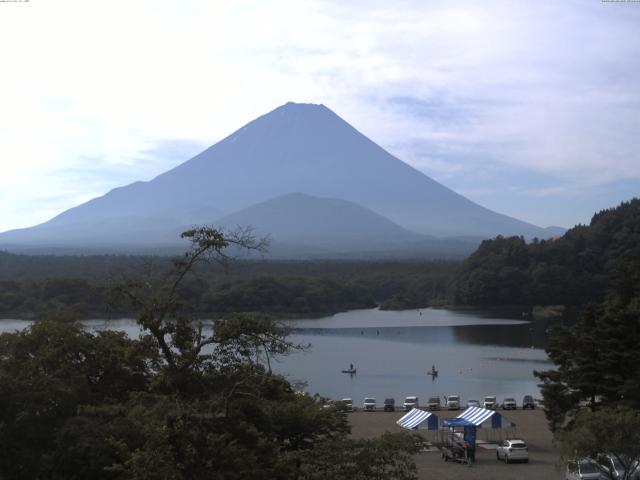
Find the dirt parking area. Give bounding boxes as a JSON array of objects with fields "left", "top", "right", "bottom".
[{"left": 349, "top": 409, "right": 564, "bottom": 480}]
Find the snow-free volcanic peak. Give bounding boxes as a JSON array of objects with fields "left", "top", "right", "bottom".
[{"left": 0, "top": 101, "right": 558, "bottom": 254}]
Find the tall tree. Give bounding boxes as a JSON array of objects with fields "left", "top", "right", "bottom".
[{"left": 535, "top": 247, "right": 640, "bottom": 431}]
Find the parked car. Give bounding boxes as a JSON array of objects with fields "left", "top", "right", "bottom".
[
  {"left": 403, "top": 396, "right": 418, "bottom": 411},
  {"left": 467, "top": 399, "right": 480, "bottom": 408},
  {"left": 522, "top": 395, "right": 536, "bottom": 410},
  {"left": 445, "top": 394, "right": 461, "bottom": 410},
  {"left": 496, "top": 439, "right": 529, "bottom": 463},
  {"left": 384, "top": 398, "right": 396, "bottom": 412},
  {"left": 363, "top": 397, "right": 376, "bottom": 411},
  {"left": 502, "top": 397, "right": 517, "bottom": 410},
  {"left": 483, "top": 395, "right": 497, "bottom": 409},
  {"left": 565, "top": 458, "right": 605, "bottom": 480},
  {"left": 340, "top": 398, "right": 354, "bottom": 412},
  {"left": 322, "top": 399, "right": 334, "bottom": 409},
  {"left": 596, "top": 453, "right": 631, "bottom": 480},
  {"left": 427, "top": 396, "right": 441, "bottom": 410}
]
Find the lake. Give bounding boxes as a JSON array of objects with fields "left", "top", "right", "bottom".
[
  {"left": 0, "top": 307, "right": 554, "bottom": 406},
  {"left": 282, "top": 308, "right": 553, "bottom": 404}
]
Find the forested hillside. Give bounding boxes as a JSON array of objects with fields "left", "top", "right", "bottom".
[
  {"left": 0, "top": 255, "right": 454, "bottom": 319},
  {"left": 449, "top": 199, "right": 640, "bottom": 306}
]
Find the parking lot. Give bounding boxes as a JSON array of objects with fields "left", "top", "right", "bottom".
[{"left": 348, "top": 409, "right": 563, "bottom": 480}]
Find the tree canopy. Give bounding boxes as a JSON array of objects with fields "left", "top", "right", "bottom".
[
  {"left": 559, "top": 406, "right": 640, "bottom": 480},
  {"left": 535, "top": 245, "right": 640, "bottom": 431},
  {"left": 449, "top": 198, "right": 640, "bottom": 306}
]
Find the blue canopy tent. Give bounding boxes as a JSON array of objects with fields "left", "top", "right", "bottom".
[
  {"left": 442, "top": 416, "right": 479, "bottom": 462},
  {"left": 442, "top": 407, "right": 517, "bottom": 457}
]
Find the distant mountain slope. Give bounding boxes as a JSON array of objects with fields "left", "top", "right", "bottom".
[
  {"left": 0, "top": 215, "right": 184, "bottom": 248},
  {"left": 449, "top": 198, "right": 640, "bottom": 306},
  {"left": 0, "top": 101, "right": 559, "bottom": 254},
  {"left": 213, "top": 192, "right": 481, "bottom": 258},
  {"left": 216, "top": 192, "right": 419, "bottom": 242}
]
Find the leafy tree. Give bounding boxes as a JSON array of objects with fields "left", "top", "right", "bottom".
[
  {"left": 559, "top": 406, "right": 640, "bottom": 480},
  {"left": 535, "top": 245, "right": 640, "bottom": 480},
  {"left": 0, "top": 322, "right": 154, "bottom": 478},
  {"left": 535, "top": 247, "right": 640, "bottom": 432},
  {"left": 449, "top": 198, "right": 640, "bottom": 306},
  {"left": 294, "top": 432, "right": 420, "bottom": 480}
]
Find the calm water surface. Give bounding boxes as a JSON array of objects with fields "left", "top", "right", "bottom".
[
  {"left": 0, "top": 308, "right": 554, "bottom": 405},
  {"left": 281, "top": 308, "right": 553, "bottom": 404}
]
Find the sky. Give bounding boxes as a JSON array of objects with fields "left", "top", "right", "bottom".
[{"left": 0, "top": 0, "right": 639, "bottom": 232}]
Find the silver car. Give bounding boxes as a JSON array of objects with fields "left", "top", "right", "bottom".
[
  {"left": 426, "top": 396, "right": 441, "bottom": 410},
  {"left": 340, "top": 398, "right": 354, "bottom": 412},
  {"left": 565, "top": 458, "right": 605, "bottom": 480},
  {"left": 445, "top": 394, "right": 460, "bottom": 410},
  {"left": 596, "top": 454, "right": 634, "bottom": 480},
  {"left": 496, "top": 439, "right": 529, "bottom": 463}
]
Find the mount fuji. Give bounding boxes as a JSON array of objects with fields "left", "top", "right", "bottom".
[{"left": 0, "top": 102, "right": 562, "bottom": 257}]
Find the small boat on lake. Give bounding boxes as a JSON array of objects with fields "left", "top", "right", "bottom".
[{"left": 342, "top": 364, "right": 356, "bottom": 374}]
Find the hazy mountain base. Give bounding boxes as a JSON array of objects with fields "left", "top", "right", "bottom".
[{"left": 0, "top": 233, "right": 481, "bottom": 260}]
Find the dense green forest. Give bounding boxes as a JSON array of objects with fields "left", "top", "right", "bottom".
[
  {"left": 0, "top": 253, "right": 455, "bottom": 319},
  {"left": 449, "top": 198, "right": 640, "bottom": 306}
]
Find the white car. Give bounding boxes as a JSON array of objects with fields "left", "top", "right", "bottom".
[
  {"left": 565, "top": 458, "right": 605, "bottom": 480},
  {"left": 363, "top": 397, "right": 376, "bottom": 411},
  {"left": 340, "top": 398, "right": 354, "bottom": 412},
  {"left": 445, "top": 394, "right": 460, "bottom": 410},
  {"left": 502, "top": 397, "right": 517, "bottom": 410},
  {"left": 403, "top": 396, "right": 419, "bottom": 411},
  {"left": 496, "top": 439, "right": 529, "bottom": 463},
  {"left": 483, "top": 395, "right": 497, "bottom": 409},
  {"left": 467, "top": 399, "right": 480, "bottom": 408}
]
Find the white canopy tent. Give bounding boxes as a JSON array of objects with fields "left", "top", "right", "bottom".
[
  {"left": 455, "top": 406, "right": 515, "bottom": 428},
  {"left": 396, "top": 408, "right": 438, "bottom": 430}
]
